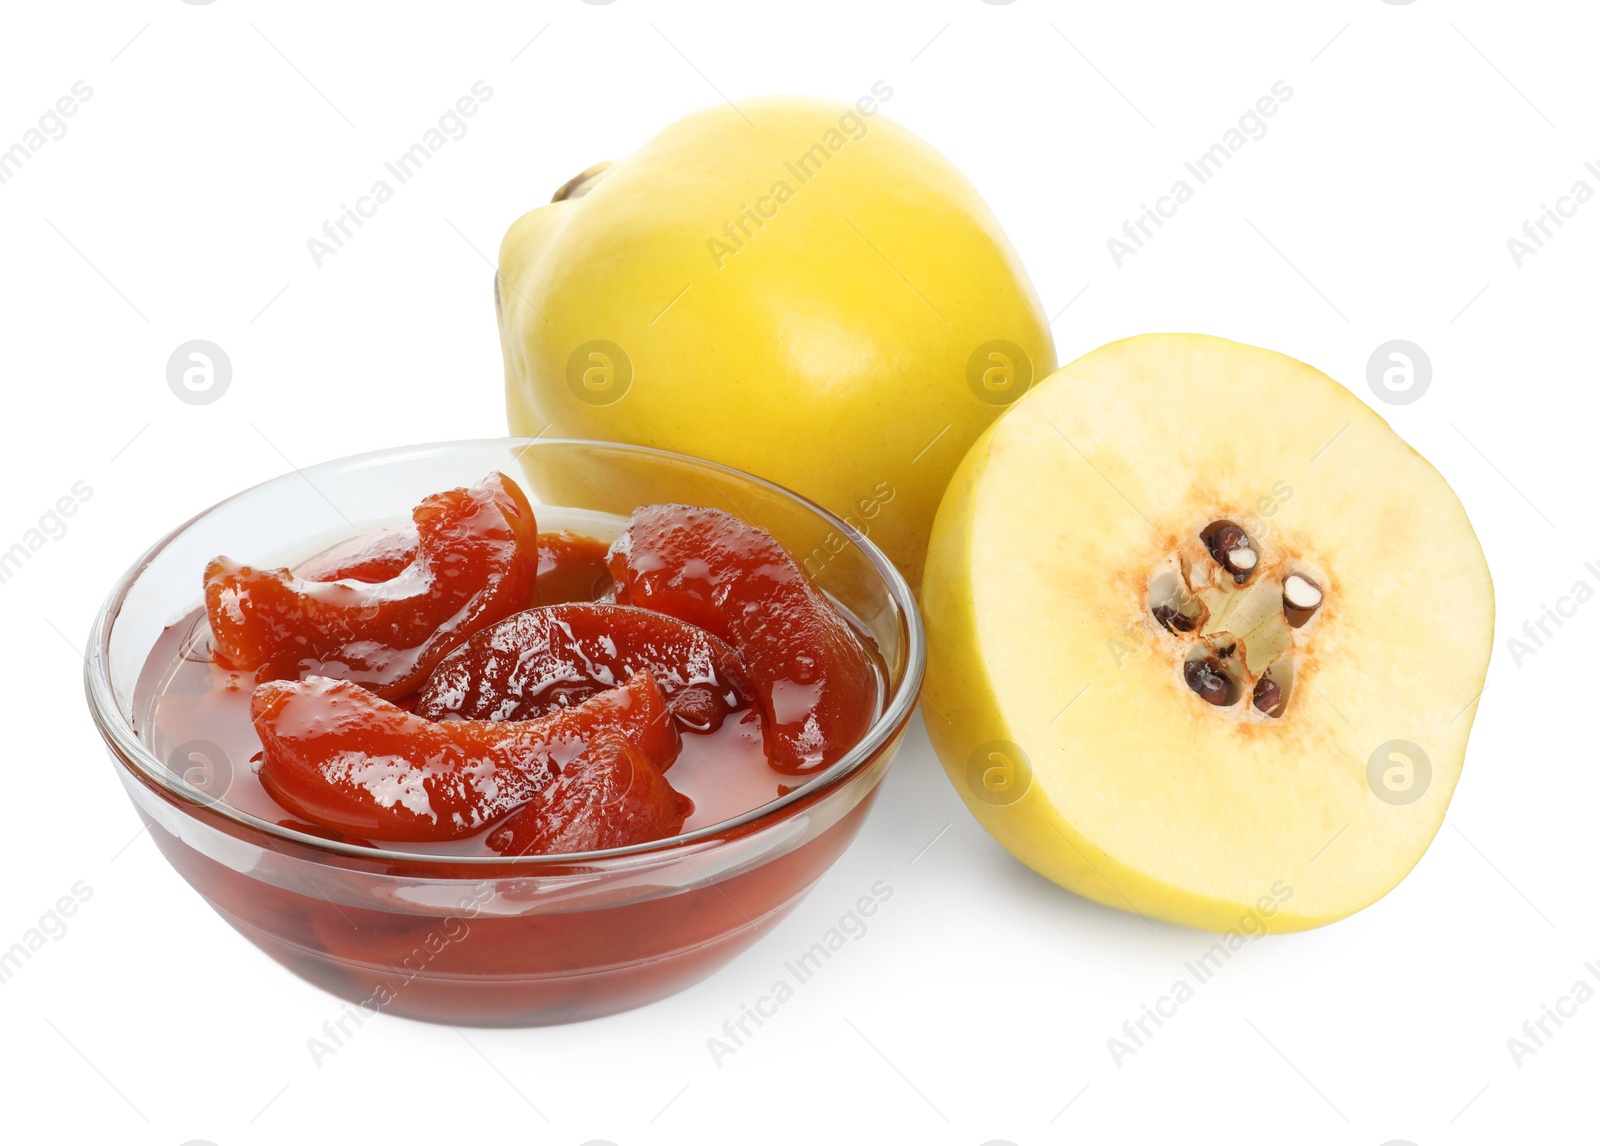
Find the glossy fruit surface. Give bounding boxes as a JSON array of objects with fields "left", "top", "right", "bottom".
[
  {"left": 414, "top": 602, "right": 753, "bottom": 732},
  {"left": 487, "top": 733, "right": 692, "bottom": 856},
  {"left": 498, "top": 95, "right": 1055, "bottom": 587},
  {"left": 299, "top": 526, "right": 609, "bottom": 606},
  {"left": 205, "top": 472, "right": 538, "bottom": 697},
  {"left": 609, "top": 503, "right": 876, "bottom": 774},
  {"left": 255, "top": 671, "right": 679, "bottom": 842}
]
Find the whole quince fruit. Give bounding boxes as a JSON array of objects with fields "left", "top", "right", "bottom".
[{"left": 497, "top": 93, "right": 1054, "bottom": 588}]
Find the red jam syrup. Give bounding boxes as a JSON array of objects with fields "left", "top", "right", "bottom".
[{"left": 137, "top": 475, "right": 881, "bottom": 859}]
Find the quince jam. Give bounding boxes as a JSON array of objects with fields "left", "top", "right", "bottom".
[{"left": 139, "top": 473, "right": 881, "bottom": 857}]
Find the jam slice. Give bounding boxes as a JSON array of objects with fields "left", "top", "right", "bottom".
[
  {"left": 295, "top": 528, "right": 418, "bottom": 583},
  {"left": 253, "top": 670, "right": 680, "bottom": 842},
  {"left": 607, "top": 504, "right": 876, "bottom": 774},
  {"left": 205, "top": 472, "right": 540, "bottom": 698},
  {"left": 487, "top": 733, "right": 693, "bottom": 856},
  {"left": 298, "top": 527, "right": 610, "bottom": 605},
  {"left": 413, "top": 603, "right": 754, "bottom": 733}
]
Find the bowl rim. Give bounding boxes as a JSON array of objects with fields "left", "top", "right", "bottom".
[{"left": 85, "top": 436, "right": 926, "bottom": 867}]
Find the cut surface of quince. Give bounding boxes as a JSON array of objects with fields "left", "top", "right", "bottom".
[{"left": 921, "top": 333, "right": 1494, "bottom": 931}]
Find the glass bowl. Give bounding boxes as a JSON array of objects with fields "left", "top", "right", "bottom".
[{"left": 85, "top": 438, "right": 923, "bottom": 1026}]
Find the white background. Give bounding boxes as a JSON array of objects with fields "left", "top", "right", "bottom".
[{"left": 1, "top": 2, "right": 1595, "bottom": 1143}]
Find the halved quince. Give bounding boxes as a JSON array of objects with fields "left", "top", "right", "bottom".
[{"left": 921, "top": 333, "right": 1493, "bottom": 931}]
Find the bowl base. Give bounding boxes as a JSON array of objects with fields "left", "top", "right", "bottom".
[{"left": 213, "top": 892, "right": 815, "bottom": 1027}]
